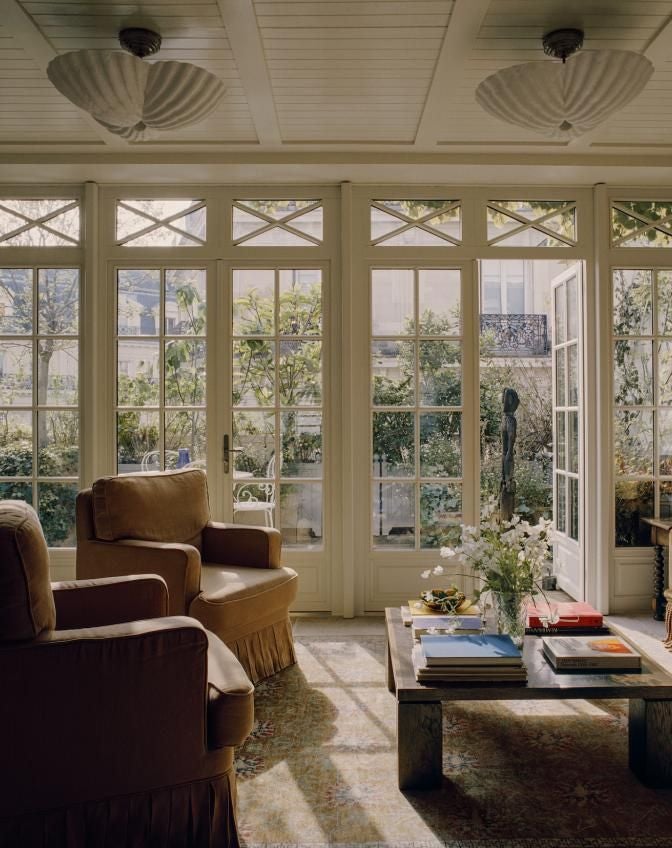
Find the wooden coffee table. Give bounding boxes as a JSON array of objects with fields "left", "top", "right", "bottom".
[{"left": 385, "top": 607, "right": 672, "bottom": 790}]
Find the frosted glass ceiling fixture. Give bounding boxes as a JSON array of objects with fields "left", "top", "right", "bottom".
[
  {"left": 47, "top": 28, "right": 226, "bottom": 141},
  {"left": 475, "top": 28, "right": 654, "bottom": 140}
]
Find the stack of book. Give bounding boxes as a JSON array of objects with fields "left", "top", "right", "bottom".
[
  {"left": 542, "top": 634, "right": 641, "bottom": 672},
  {"left": 526, "top": 601, "right": 609, "bottom": 635},
  {"left": 412, "top": 633, "right": 527, "bottom": 684}
]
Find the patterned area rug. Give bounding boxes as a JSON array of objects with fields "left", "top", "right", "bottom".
[{"left": 235, "top": 636, "right": 672, "bottom": 848}]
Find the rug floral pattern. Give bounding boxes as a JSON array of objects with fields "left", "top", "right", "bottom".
[{"left": 235, "top": 636, "right": 672, "bottom": 848}]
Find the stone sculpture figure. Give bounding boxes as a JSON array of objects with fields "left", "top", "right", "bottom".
[{"left": 500, "top": 387, "right": 520, "bottom": 522}]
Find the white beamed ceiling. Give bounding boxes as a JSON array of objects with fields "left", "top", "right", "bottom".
[{"left": 1, "top": 0, "right": 672, "bottom": 183}]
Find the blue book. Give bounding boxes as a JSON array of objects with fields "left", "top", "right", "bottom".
[{"left": 420, "top": 634, "right": 523, "bottom": 666}]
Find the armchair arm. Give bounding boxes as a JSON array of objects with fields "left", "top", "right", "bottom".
[
  {"left": 202, "top": 521, "right": 282, "bottom": 569},
  {"left": 205, "top": 630, "right": 254, "bottom": 748},
  {"left": 52, "top": 574, "right": 168, "bottom": 629},
  {"left": 0, "top": 617, "right": 214, "bottom": 814},
  {"left": 76, "top": 537, "right": 201, "bottom": 615}
]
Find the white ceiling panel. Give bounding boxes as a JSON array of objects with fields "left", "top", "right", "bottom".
[
  {"left": 0, "top": 22, "right": 100, "bottom": 143},
  {"left": 255, "top": 0, "right": 452, "bottom": 143}
]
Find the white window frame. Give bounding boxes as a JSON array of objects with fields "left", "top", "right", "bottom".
[
  {"left": 0, "top": 180, "right": 648, "bottom": 616},
  {"left": 93, "top": 184, "right": 340, "bottom": 613},
  {"left": 0, "top": 185, "right": 83, "bottom": 580},
  {"left": 605, "top": 187, "right": 672, "bottom": 613},
  {"left": 349, "top": 185, "right": 593, "bottom": 614}
]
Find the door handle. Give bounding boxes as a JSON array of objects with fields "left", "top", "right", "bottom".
[{"left": 222, "top": 434, "right": 241, "bottom": 474}]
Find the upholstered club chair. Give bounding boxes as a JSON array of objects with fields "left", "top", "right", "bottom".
[
  {"left": 76, "top": 468, "right": 298, "bottom": 683},
  {"left": 0, "top": 499, "right": 254, "bottom": 847}
]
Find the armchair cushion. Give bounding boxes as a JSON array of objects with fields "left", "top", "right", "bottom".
[
  {"left": 199, "top": 562, "right": 296, "bottom": 604},
  {"left": 91, "top": 468, "right": 210, "bottom": 543},
  {"left": 52, "top": 574, "right": 168, "bottom": 629},
  {"left": 0, "top": 500, "right": 55, "bottom": 643},
  {"left": 192, "top": 563, "right": 298, "bottom": 646}
]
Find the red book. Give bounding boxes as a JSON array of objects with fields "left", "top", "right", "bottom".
[{"left": 527, "top": 601, "right": 603, "bottom": 629}]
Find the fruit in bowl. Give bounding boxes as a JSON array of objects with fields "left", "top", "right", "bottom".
[{"left": 420, "top": 585, "right": 468, "bottom": 613}]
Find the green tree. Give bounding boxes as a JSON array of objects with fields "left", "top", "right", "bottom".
[
  {"left": 232, "top": 280, "right": 322, "bottom": 474},
  {"left": 0, "top": 244, "right": 79, "bottom": 545},
  {"left": 233, "top": 281, "right": 321, "bottom": 407},
  {"left": 612, "top": 269, "right": 657, "bottom": 544},
  {"left": 116, "top": 277, "right": 207, "bottom": 463},
  {"left": 164, "top": 281, "right": 206, "bottom": 456},
  {"left": 612, "top": 201, "right": 672, "bottom": 246},
  {"left": 0, "top": 267, "right": 78, "bottom": 444}
]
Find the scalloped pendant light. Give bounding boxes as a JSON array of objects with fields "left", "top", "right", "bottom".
[
  {"left": 46, "top": 28, "right": 225, "bottom": 141},
  {"left": 475, "top": 30, "right": 653, "bottom": 139}
]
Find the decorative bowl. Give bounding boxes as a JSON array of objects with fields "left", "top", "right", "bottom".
[{"left": 420, "top": 586, "right": 467, "bottom": 613}]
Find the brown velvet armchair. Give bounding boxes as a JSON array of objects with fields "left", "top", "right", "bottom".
[
  {"left": 0, "top": 499, "right": 254, "bottom": 847},
  {"left": 76, "top": 468, "right": 298, "bottom": 683}
]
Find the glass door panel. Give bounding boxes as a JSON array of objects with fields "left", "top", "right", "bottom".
[
  {"left": 115, "top": 267, "right": 207, "bottom": 473},
  {"left": 231, "top": 268, "right": 323, "bottom": 548},
  {"left": 552, "top": 263, "right": 584, "bottom": 599},
  {"left": 612, "top": 268, "right": 672, "bottom": 545},
  {"left": 370, "top": 267, "right": 463, "bottom": 549},
  {"left": 0, "top": 266, "right": 80, "bottom": 546}
]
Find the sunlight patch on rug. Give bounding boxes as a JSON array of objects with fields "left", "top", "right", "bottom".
[{"left": 235, "top": 637, "right": 672, "bottom": 848}]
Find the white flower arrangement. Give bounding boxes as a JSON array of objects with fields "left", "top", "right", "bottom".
[{"left": 422, "top": 499, "right": 557, "bottom": 616}]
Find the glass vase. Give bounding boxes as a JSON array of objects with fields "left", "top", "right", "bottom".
[{"left": 491, "top": 591, "right": 529, "bottom": 648}]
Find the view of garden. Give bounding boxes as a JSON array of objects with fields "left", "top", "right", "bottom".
[
  {"left": 613, "top": 265, "right": 672, "bottom": 545},
  {"left": 0, "top": 254, "right": 562, "bottom": 550},
  {"left": 6, "top": 197, "right": 660, "bottom": 555},
  {"left": 369, "top": 259, "right": 561, "bottom": 549},
  {"left": 0, "top": 264, "right": 79, "bottom": 546}
]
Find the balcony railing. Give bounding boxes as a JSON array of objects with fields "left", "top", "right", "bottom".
[{"left": 480, "top": 313, "right": 549, "bottom": 357}]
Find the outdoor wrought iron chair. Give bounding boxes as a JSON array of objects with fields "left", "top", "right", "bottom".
[{"left": 233, "top": 454, "right": 277, "bottom": 527}]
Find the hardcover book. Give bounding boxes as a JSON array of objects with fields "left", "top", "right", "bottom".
[
  {"left": 526, "top": 625, "right": 611, "bottom": 636},
  {"left": 411, "top": 614, "right": 482, "bottom": 637},
  {"left": 527, "top": 601, "right": 603, "bottom": 629},
  {"left": 419, "top": 633, "right": 523, "bottom": 667},
  {"left": 542, "top": 635, "right": 641, "bottom": 670}
]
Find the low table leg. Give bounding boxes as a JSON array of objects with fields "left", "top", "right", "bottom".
[
  {"left": 629, "top": 698, "right": 672, "bottom": 787},
  {"left": 397, "top": 701, "right": 442, "bottom": 790}
]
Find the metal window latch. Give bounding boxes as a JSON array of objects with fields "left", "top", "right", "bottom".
[{"left": 222, "top": 433, "right": 241, "bottom": 473}]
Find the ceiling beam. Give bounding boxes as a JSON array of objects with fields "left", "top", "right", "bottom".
[
  {"left": 216, "top": 0, "right": 281, "bottom": 147},
  {"left": 570, "top": 13, "right": 672, "bottom": 149},
  {"left": 0, "top": 0, "right": 126, "bottom": 148},
  {"left": 414, "top": 0, "right": 491, "bottom": 149}
]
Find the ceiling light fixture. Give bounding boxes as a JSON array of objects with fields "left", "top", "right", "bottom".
[
  {"left": 46, "top": 28, "right": 226, "bottom": 141},
  {"left": 475, "top": 28, "right": 653, "bottom": 139}
]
